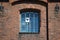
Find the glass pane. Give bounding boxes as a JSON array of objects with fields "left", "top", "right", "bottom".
[
  {"left": 29, "top": 13, "right": 33, "bottom": 32},
  {"left": 20, "top": 13, "right": 28, "bottom": 32},
  {"left": 33, "top": 13, "right": 35, "bottom": 32},
  {"left": 35, "top": 13, "right": 39, "bottom": 32}
]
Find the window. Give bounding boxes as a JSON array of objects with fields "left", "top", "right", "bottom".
[{"left": 19, "top": 9, "right": 40, "bottom": 33}]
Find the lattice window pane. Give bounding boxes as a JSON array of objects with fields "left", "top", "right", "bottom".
[{"left": 20, "top": 12, "right": 40, "bottom": 33}]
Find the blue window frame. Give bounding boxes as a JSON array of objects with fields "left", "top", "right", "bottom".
[{"left": 20, "top": 11, "right": 40, "bottom": 33}]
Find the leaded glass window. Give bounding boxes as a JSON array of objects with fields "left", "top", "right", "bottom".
[{"left": 20, "top": 11, "right": 40, "bottom": 33}]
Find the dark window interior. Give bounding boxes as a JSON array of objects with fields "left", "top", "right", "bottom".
[{"left": 0, "top": 0, "right": 9, "bottom": 2}]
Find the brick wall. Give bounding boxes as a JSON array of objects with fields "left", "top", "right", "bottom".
[
  {"left": 0, "top": 2, "right": 19, "bottom": 40},
  {"left": 1, "top": 0, "right": 60, "bottom": 40},
  {"left": 48, "top": 3, "right": 60, "bottom": 40},
  {"left": 0, "top": 2, "right": 46, "bottom": 40}
]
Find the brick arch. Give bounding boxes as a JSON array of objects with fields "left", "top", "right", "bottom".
[{"left": 11, "top": 0, "right": 47, "bottom": 7}]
